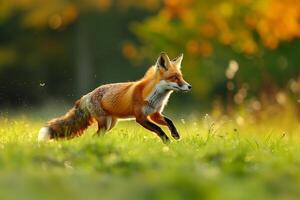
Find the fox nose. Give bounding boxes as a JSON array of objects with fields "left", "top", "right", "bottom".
[{"left": 188, "top": 85, "right": 192, "bottom": 90}]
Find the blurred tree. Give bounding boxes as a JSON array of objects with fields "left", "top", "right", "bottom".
[
  {"left": 0, "top": 0, "right": 159, "bottom": 106},
  {"left": 132, "top": 0, "right": 300, "bottom": 109},
  {"left": 1, "top": 0, "right": 299, "bottom": 112}
]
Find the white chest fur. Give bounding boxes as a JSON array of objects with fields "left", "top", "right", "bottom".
[{"left": 143, "top": 81, "right": 173, "bottom": 115}]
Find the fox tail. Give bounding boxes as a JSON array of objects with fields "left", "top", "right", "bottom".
[{"left": 38, "top": 100, "right": 93, "bottom": 142}]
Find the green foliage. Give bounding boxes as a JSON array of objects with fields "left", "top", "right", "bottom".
[
  {"left": 132, "top": 0, "right": 300, "bottom": 104},
  {"left": 1, "top": 0, "right": 299, "bottom": 108},
  {"left": 1, "top": 111, "right": 300, "bottom": 200},
  {"left": 0, "top": 8, "right": 150, "bottom": 106}
]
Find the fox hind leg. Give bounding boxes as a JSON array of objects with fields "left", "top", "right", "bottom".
[{"left": 95, "top": 116, "right": 118, "bottom": 136}]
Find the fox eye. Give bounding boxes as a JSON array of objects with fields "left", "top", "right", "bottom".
[{"left": 171, "top": 76, "right": 179, "bottom": 81}]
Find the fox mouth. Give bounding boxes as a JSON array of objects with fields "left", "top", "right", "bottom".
[
  {"left": 171, "top": 86, "right": 190, "bottom": 92},
  {"left": 180, "top": 88, "right": 191, "bottom": 92},
  {"left": 170, "top": 86, "right": 181, "bottom": 91}
]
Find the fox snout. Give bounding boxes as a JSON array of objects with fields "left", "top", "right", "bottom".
[{"left": 179, "top": 82, "right": 192, "bottom": 92}]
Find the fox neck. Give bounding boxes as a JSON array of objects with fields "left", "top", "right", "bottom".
[
  {"left": 145, "top": 80, "right": 173, "bottom": 113},
  {"left": 140, "top": 66, "right": 172, "bottom": 113}
]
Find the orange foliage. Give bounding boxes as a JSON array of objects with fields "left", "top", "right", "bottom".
[
  {"left": 3, "top": 0, "right": 300, "bottom": 54},
  {"left": 140, "top": 0, "right": 300, "bottom": 55},
  {"left": 4, "top": 0, "right": 161, "bottom": 29},
  {"left": 256, "top": 0, "right": 300, "bottom": 49},
  {"left": 122, "top": 42, "right": 138, "bottom": 59}
]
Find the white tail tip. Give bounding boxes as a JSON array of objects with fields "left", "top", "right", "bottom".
[{"left": 38, "top": 127, "right": 51, "bottom": 142}]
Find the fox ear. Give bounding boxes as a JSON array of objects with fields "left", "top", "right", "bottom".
[
  {"left": 156, "top": 52, "right": 171, "bottom": 70},
  {"left": 172, "top": 53, "right": 183, "bottom": 68}
]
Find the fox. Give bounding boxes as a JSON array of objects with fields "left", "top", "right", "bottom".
[{"left": 38, "top": 52, "right": 191, "bottom": 144}]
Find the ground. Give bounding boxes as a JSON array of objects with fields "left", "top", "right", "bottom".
[{"left": 0, "top": 110, "right": 300, "bottom": 200}]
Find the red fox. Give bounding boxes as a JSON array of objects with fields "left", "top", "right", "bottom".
[{"left": 38, "top": 52, "right": 191, "bottom": 143}]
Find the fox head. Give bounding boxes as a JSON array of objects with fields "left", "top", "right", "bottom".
[{"left": 155, "top": 52, "right": 192, "bottom": 92}]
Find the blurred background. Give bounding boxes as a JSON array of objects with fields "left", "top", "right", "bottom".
[{"left": 0, "top": 0, "right": 299, "bottom": 116}]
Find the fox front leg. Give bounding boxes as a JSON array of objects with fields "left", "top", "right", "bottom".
[
  {"left": 150, "top": 113, "right": 180, "bottom": 140},
  {"left": 136, "top": 117, "right": 170, "bottom": 144}
]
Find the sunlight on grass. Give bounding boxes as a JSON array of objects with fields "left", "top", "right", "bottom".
[{"left": 0, "top": 111, "right": 300, "bottom": 200}]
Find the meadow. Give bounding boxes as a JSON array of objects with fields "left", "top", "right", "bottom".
[{"left": 0, "top": 107, "right": 300, "bottom": 200}]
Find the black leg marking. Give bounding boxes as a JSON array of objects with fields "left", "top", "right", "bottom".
[
  {"left": 137, "top": 119, "right": 170, "bottom": 144},
  {"left": 164, "top": 117, "right": 180, "bottom": 140}
]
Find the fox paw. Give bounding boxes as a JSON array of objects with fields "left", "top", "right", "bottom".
[
  {"left": 172, "top": 134, "right": 180, "bottom": 140},
  {"left": 161, "top": 136, "right": 170, "bottom": 144}
]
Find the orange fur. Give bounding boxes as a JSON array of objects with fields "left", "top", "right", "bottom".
[
  {"left": 46, "top": 100, "right": 94, "bottom": 139},
  {"left": 39, "top": 52, "right": 191, "bottom": 143}
]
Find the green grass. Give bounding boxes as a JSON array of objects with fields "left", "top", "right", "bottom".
[{"left": 0, "top": 112, "right": 300, "bottom": 200}]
